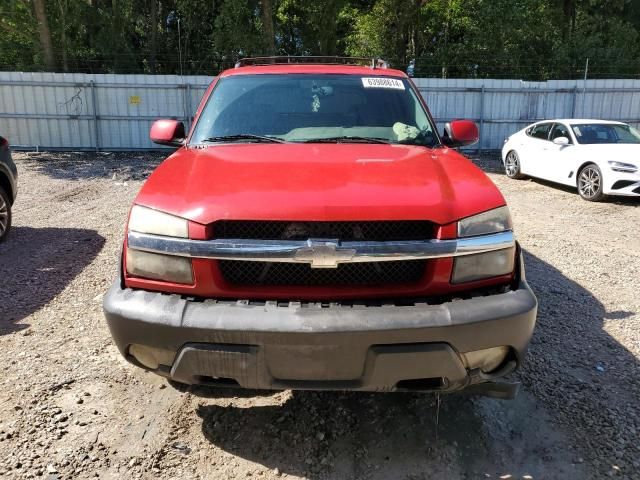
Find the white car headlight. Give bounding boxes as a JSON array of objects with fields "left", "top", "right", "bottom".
[
  {"left": 454, "top": 206, "right": 515, "bottom": 283},
  {"left": 126, "top": 205, "right": 193, "bottom": 284},
  {"left": 608, "top": 161, "right": 638, "bottom": 173},
  {"left": 457, "top": 206, "right": 513, "bottom": 238}
]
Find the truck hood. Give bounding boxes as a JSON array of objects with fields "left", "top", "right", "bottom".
[{"left": 135, "top": 144, "right": 505, "bottom": 226}]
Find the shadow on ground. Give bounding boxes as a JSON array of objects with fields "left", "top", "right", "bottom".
[
  {"left": 194, "top": 389, "right": 585, "bottom": 479},
  {"left": 170, "top": 381, "right": 278, "bottom": 400},
  {"left": 16, "top": 152, "right": 165, "bottom": 181},
  {"left": 0, "top": 226, "right": 105, "bottom": 334},
  {"left": 518, "top": 250, "right": 639, "bottom": 473},
  {"left": 468, "top": 152, "right": 505, "bottom": 174},
  {"left": 184, "top": 249, "right": 638, "bottom": 478},
  {"left": 528, "top": 177, "right": 640, "bottom": 205}
]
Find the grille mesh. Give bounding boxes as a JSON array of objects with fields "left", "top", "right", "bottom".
[
  {"left": 219, "top": 260, "right": 426, "bottom": 286},
  {"left": 213, "top": 220, "right": 433, "bottom": 241},
  {"left": 214, "top": 221, "right": 431, "bottom": 287}
]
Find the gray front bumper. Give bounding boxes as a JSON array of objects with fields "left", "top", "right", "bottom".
[{"left": 103, "top": 255, "right": 537, "bottom": 393}]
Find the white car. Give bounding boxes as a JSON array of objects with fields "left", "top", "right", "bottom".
[{"left": 501, "top": 119, "right": 640, "bottom": 201}]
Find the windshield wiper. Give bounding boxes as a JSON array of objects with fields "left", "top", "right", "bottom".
[
  {"left": 301, "top": 136, "right": 391, "bottom": 144},
  {"left": 201, "top": 134, "right": 286, "bottom": 144}
]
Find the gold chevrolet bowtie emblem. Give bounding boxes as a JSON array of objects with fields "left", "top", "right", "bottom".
[{"left": 294, "top": 239, "right": 356, "bottom": 268}]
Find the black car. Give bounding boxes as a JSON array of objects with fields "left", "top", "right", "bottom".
[{"left": 0, "top": 136, "right": 17, "bottom": 242}]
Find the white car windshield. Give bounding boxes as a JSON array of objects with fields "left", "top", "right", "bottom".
[
  {"left": 571, "top": 123, "right": 640, "bottom": 144},
  {"left": 190, "top": 74, "right": 438, "bottom": 147}
]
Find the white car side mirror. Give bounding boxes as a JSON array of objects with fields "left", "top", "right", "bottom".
[{"left": 553, "top": 136, "right": 570, "bottom": 146}]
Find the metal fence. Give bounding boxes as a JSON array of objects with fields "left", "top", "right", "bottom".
[
  {"left": 0, "top": 72, "right": 210, "bottom": 151},
  {"left": 413, "top": 78, "right": 640, "bottom": 151},
  {"left": 1, "top": 72, "right": 640, "bottom": 151}
]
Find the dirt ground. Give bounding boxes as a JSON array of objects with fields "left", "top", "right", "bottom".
[{"left": 1, "top": 152, "right": 639, "bottom": 480}]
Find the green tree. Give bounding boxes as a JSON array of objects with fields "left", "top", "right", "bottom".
[
  {"left": 0, "top": 0, "right": 638, "bottom": 77},
  {"left": 0, "top": 0, "right": 40, "bottom": 71},
  {"left": 346, "top": 0, "right": 425, "bottom": 66},
  {"left": 276, "top": 0, "right": 351, "bottom": 55},
  {"left": 212, "top": 0, "right": 262, "bottom": 60}
]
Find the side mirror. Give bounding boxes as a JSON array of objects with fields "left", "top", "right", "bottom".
[
  {"left": 442, "top": 120, "right": 479, "bottom": 148},
  {"left": 553, "top": 136, "right": 570, "bottom": 146},
  {"left": 150, "top": 119, "right": 186, "bottom": 147}
]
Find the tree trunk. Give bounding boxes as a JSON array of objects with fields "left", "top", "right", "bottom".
[
  {"left": 411, "top": 0, "right": 422, "bottom": 58},
  {"left": 319, "top": 2, "right": 340, "bottom": 55},
  {"left": 261, "top": 0, "right": 275, "bottom": 55},
  {"left": 149, "top": 0, "right": 158, "bottom": 73},
  {"left": 562, "top": 0, "right": 576, "bottom": 39},
  {"left": 61, "top": 27, "right": 68, "bottom": 72},
  {"left": 112, "top": 0, "right": 119, "bottom": 72},
  {"left": 58, "top": 0, "right": 68, "bottom": 72},
  {"left": 33, "top": 0, "right": 56, "bottom": 70},
  {"left": 442, "top": 0, "right": 450, "bottom": 78}
]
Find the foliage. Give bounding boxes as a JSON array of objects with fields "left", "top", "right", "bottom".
[{"left": 0, "top": 0, "right": 639, "bottom": 79}]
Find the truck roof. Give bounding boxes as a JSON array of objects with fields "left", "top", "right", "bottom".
[{"left": 220, "top": 56, "right": 407, "bottom": 78}]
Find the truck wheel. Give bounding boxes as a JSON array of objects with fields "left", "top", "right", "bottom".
[
  {"left": 0, "top": 186, "right": 11, "bottom": 242},
  {"left": 505, "top": 151, "right": 525, "bottom": 179},
  {"left": 578, "top": 164, "right": 605, "bottom": 202}
]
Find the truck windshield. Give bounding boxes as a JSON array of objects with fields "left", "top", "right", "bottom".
[
  {"left": 571, "top": 123, "right": 640, "bottom": 144},
  {"left": 191, "top": 74, "right": 438, "bottom": 147}
]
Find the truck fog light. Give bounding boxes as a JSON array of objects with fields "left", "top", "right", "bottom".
[
  {"left": 462, "top": 346, "right": 509, "bottom": 373},
  {"left": 452, "top": 246, "right": 515, "bottom": 284},
  {"left": 126, "top": 248, "right": 193, "bottom": 284},
  {"left": 128, "top": 344, "right": 176, "bottom": 370}
]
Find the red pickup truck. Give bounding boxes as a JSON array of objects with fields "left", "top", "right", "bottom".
[{"left": 103, "top": 57, "right": 537, "bottom": 398}]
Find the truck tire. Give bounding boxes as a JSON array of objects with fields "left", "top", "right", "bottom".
[{"left": 0, "top": 186, "right": 11, "bottom": 242}]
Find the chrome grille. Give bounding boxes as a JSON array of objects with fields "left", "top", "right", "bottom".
[
  {"left": 213, "top": 220, "right": 434, "bottom": 241},
  {"left": 219, "top": 260, "right": 426, "bottom": 286}
]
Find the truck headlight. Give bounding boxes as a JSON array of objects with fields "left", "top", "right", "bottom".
[
  {"left": 452, "top": 247, "right": 516, "bottom": 283},
  {"left": 608, "top": 161, "right": 638, "bottom": 173},
  {"left": 126, "top": 206, "right": 193, "bottom": 284},
  {"left": 454, "top": 207, "right": 515, "bottom": 283},
  {"left": 126, "top": 248, "right": 194, "bottom": 284},
  {"left": 128, "top": 205, "right": 189, "bottom": 237},
  {"left": 457, "top": 206, "right": 512, "bottom": 238}
]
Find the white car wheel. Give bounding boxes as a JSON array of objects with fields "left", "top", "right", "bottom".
[
  {"left": 505, "top": 151, "right": 525, "bottom": 179},
  {"left": 577, "top": 164, "right": 605, "bottom": 202}
]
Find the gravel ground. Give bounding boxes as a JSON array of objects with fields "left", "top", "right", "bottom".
[{"left": 0, "top": 151, "right": 639, "bottom": 480}]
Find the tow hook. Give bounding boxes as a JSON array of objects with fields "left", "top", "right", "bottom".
[
  {"left": 462, "top": 380, "right": 520, "bottom": 400},
  {"left": 461, "top": 359, "right": 520, "bottom": 399}
]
